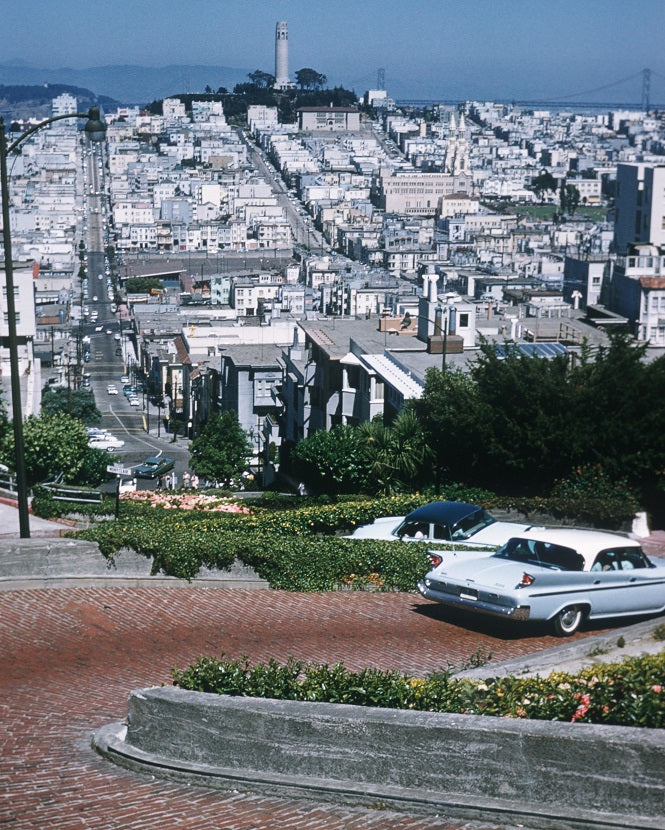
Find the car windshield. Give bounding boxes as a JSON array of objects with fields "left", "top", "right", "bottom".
[
  {"left": 495, "top": 537, "right": 585, "bottom": 571},
  {"left": 450, "top": 509, "right": 495, "bottom": 540}
]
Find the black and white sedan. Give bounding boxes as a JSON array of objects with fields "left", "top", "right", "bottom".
[
  {"left": 350, "top": 500, "right": 532, "bottom": 549},
  {"left": 418, "top": 527, "right": 665, "bottom": 636}
]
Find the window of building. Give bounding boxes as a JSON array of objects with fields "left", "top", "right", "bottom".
[{"left": 3, "top": 312, "right": 20, "bottom": 324}]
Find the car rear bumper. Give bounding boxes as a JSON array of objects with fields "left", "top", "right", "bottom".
[{"left": 417, "top": 579, "right": 531, "bottom": 621}]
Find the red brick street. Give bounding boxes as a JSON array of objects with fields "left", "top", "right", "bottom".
[{"left": 0, "top": 584, "right": 632, "bottom": 830}]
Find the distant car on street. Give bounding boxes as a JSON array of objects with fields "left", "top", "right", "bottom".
[
  {"left": 88, "top": 434, "right": 124, "bottom": 451},
  {"left": 134, "top": 456, "right": 175, "bottom": 479}
]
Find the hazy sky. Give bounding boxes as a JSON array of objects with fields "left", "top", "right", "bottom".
[{"left": 4, "top": 0, "right": 665, "bottom": 102}]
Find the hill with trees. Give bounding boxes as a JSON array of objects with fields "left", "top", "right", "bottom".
[{"left": 0, "top": 83, "right": 119, "bottom": 122}]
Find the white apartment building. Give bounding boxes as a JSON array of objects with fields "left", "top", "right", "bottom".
[
  {"left": 614, "top": 163, "right": 665, "bottom": 254},
  {"left": 231, "top": 277, "right": 282, "bottom": 316},
  {"left": 0, "top": 266, "right": 38, "bottom": 416}
]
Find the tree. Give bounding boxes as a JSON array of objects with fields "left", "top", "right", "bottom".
[
  {"left": 247, "top": 70, "right": 275, "bottom": 89},
  {"left": 77, "top": 447, "right": 115, "bottom": 486},
  {"left": 531, "top": 170, "right": 557, "bottom": 202},
  {"left": 295, "top": 68, "right": 327, "bottom": 90},
  {"left": 559, "top": 183, "right": 580, "bottom": 216},
  {"left": 124, "top": 276, "right": 164, "bottom": 294},
  {"left": 189, "top": 411, "right": 252, "bottom": 485},
  {"left": 0, "top": 412, "right": 90, "bottom": 486},
  {"left": 412, "top": 367, "right": 487, "bottom": 492},
  {"left": 291, "top": 425, "right": 366, "bottom": 494},
  {"left": 466, "top": 343, "right": 577, "bottom": 493},
  {"left": 41, "top": 385, "right": 101, "bottom": 424},
  {"left": 359, "top": 411, "right": 430, "bottom": 494}
]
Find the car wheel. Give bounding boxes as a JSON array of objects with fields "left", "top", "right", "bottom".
[{"left": 552, "top": 605, "right": 583, "bottom": 637}]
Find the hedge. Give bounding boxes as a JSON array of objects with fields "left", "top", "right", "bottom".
[{"left": 172, "top": 650, "right": 665, "bottom": 728}]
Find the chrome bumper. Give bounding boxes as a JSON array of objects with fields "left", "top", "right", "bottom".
[{"left": 417, "top": 579, "right": 531, "bottom": 621}]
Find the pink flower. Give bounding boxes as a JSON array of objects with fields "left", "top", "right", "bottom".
[{"left": 652, "top": 685, "right": 662, "bottom": 693}]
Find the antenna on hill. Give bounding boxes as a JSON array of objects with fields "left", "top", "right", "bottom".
[{"left": 377, "top": 67, "right": 385, "bottom": 89}]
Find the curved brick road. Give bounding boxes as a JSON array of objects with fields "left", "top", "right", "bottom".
[{"left": 0, "top": 585, "right": 647, "bottom": 829}]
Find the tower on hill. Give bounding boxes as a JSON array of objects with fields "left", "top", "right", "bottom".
[{"left": 274, "top": 21, "right": 293, "bottom": 90}]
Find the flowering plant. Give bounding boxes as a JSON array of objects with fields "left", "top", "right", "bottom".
[{"left": 120, "top": 490, "right": 251, "bottom": 513}]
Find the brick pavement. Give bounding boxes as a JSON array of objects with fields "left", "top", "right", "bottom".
[{"left": 0, "top": 586, "right": 648, "bottom": 830}]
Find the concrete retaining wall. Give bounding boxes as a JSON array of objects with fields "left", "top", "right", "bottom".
[
  {"left": 0, "top": 539, "right": 268, "bottom": 589},
  {"left": 93, "top": 686, "right": 665, "bottom": 829}
]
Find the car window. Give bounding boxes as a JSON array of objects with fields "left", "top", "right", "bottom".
[
  {"left": 450, "top": 509, "right": 495, "bottom": 540},
  {"left": 496, "top": 538, "right": 584, "bottom": 571},
  {"left": 398, "top": 521, "right": 430, "bottom": 539},
  {"left": 592, "top": 547, "right": 650, "bottom": 571},
  {"left": 432, "top": 523, "right": 451, "bottom": 540}
]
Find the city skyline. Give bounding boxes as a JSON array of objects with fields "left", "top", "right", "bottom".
[{"left": 3, "top": 0, "right": 665, "bottom": 105}]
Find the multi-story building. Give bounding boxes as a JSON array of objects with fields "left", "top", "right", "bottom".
[
  {"left": 297, "top": 107, "right": 361, "bottom": 132},
  {"left": 608, "top": 243, "right": 665, "bottom": 345},
  {"left": 371, "top": 168, "right": 473, "bottom": 216},
  {"left": 614, "top": 163, "right": 665, "bottom": 253}
]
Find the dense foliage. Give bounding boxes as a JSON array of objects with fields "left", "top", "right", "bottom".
[
  {"left": 291, "top": 424, "right": 367, "bottom": 494},
  {"left": 67, "top": 487, "right": 638, "bottom": 585},
  {"left": 189, "top": 411, "right": 253, "bottom": 485},
  {"left": 1, "top": 412, "right": 91, "bottom": 486},
  {"left": 292, "top": 411, "right": 431, "bottom": 495},
  {"left": 40, "top": 385, "right": 101, "bottom": 424},
  {"left": 173, "top": 651, "right": 665, "bottom": 728},
  {"left": 124, "top": 276, "right": 164, "bottom": 294},
  {"left": 411, "top": 334, "right": 665, "bottom": 510}
]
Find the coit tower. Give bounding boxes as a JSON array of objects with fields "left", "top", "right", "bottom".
[{"left": 274, "top": 21, "right": 290, "bottom": 89}]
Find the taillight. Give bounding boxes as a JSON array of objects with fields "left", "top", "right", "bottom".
[
  {"left": 517, "top": 572, "right": 535, "bottom": 588},
  {"left": 427, "top": 552, "right": 443, "bottom": 568}
]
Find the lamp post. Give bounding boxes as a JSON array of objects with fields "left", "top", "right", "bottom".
[{"left": 1, "top": 107, "right": 106, "bottom": 537}]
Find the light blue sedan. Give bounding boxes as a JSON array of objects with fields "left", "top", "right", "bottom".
[{"left": 418, "top": 527, "right": 665, "bottom": 636}]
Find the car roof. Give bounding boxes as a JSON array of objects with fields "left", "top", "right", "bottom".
[
  {"left": 511, "top": 526, "right": 640, "bottom": 568},
  {"left": 404, "top": 501, "right": 481, "bottom": 524}
]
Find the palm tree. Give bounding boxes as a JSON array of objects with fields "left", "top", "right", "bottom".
[{"left": 360, "top": 411, "right": 430, "bottom": 494}]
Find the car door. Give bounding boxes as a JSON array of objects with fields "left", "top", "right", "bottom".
[{"left": 588, "top": 547, "right": 665, "bottom": 616}]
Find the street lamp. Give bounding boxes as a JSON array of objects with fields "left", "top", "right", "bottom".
[{"left": 1, "top": 107, "right": 106, "bottom": 537}]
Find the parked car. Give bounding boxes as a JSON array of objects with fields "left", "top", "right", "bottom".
[
  {"left": 418, "top": 527, "right": 665, "bottom": 636},
  {"left": 350, "top": 500, "right": 533, "bottom": 549},
  {"left": 134, "top": 456, "right": 174, "bottom": 479},
  {"left": 88, "top": 434, "right": 125, "bottom": 451}
]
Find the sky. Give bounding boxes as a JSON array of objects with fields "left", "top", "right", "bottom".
[{"left": 3, "top": 0, "right": 665, "bottom": 104}]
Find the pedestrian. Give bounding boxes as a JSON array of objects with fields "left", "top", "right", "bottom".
[
  {"left": 183, "top": 471, "right": 190, "bottom": 489},
  {"left": 298, "top": 481, "right": 306, "bottom": 497},
  {"left": 191, "top": 473, "right": 199, "bottom": 490}
]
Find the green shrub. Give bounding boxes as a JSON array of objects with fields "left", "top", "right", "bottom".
[
  {"left": 172, "top": 651, "right": 665, "bottom": 728},
  {"left": 548, "top": 465, "right": 639, "bottom": 528},
  {"left": 68, "top": 486, "right": 644, "bottom": 587},
  {"left": 31, "top": 484, "right": 59, "bottom": 519}
]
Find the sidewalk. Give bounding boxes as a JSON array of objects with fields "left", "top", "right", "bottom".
[{"left": 0, "top": 498, "right": 71, "bottom": 537}]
